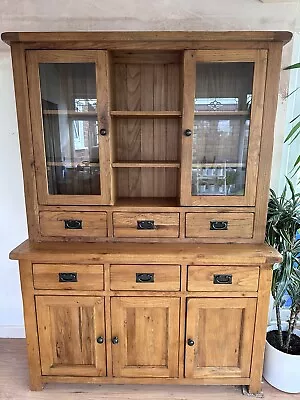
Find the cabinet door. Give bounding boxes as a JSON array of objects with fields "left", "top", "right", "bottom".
[
  {"left": 185, "top": 298, "right": 256, "bottom": 378},
  {"left": 36, "top": 296, "right": 106, "bottom": 376},
  {"left": 26, "top": 50, "right": 112, "bottom": 205},
  {"left": 111, "top": 297, "right": 180, "bottom": 378},
  {"left": 181, "top": 50, "right": 267, "bottom": 206}
]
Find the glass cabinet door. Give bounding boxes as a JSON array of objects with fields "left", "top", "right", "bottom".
[
  {"left": 181, "top": 50, "right": 267, "bottom": 206},
  {"left": 27, "top": 51, "right": 112, "bottom": 205}
]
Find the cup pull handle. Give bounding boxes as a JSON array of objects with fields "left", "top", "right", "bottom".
[
  {"left": 210, "top": 221, "right": 228, "bottom": 230},
  {"left": 64, "top": 219, "right": 82, "bottom": 230}
]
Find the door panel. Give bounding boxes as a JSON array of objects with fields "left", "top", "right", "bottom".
[
  {"left": 111, "top": 297, "right": 180, "bottom": 378},
  {"left": 36, "top": 296, "right": 106, "bottom": 376},
  {"left": 181, "top": 50, "right": 267, "bottom": 206},
  {"left": 26, "top": 50, "right": 112, "bottom": 205},
  {"left": 185, "top": 297, "right": 256, "bottom": 378}
]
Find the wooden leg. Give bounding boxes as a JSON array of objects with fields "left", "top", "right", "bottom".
[
  {"left": 242, "top": 385, "right": 264, "bottom": 398},
  {"left": 248, "top": 265, "right": 272, "bottom": 396},
  {"left": 19, "top": 260, "right": 43, "bottom": 391}
]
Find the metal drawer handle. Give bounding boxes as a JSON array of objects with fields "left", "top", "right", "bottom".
[
  {"left": 136, "top": 273, "right": 155, "bottom": 283},
  {"left": 59, "top": 272, "right": 78, "bottom": 282},
  {"left": 137, "top": 220, "right": 155, "bottom": 230},
  {"left": 210, "top": 221, "right": 228, "bottom": 230},
  {"left": 213, "top": 274, "right": 232, "bottom": 285},
  {"left": 64, "top": 219, "right": 82, "bottom": 230}
]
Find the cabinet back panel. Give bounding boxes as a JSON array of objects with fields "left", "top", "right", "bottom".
[
  {"left": 112, "top": 52, "right": 181, "bottom": 111},
  {"left": 116, "top": 167, "right": 178, "bottom": 198},
  {"left": 114, "top": 118, "right": 180, "bottom": 162}
]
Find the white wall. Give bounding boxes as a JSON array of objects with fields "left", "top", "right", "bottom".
[{"left": 0, "top": 0, "right": 299, "bottom": 337}]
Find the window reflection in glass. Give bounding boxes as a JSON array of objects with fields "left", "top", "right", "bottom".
[{"left": 39, "top": 63, "right": 101, "bottom": 195}]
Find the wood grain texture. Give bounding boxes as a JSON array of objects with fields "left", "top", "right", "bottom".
[
  {"left": 2, "top": 31, "right": 293, "bottom": 45},
  {"left": 18, "top": 261, "right": 43, "bottom": 390},
  {"left": 110, "top": 264, "right": 180, "bottom": 291},
  {"left": 39, "top": 211, "right": 107, "bottom": 237},
  {"left": 36, "top": 296, "right": 106, "bottom": 376},
  {"left": 10, "top": 44, "right": 40, "bottom": 241},
  {"left": 10, "top": 240, "right": 282, "bottom": 264},
  {"left": 185, "top": 298, "right": 256, "bottom": 379},
  {"left": 185, "top": 212, "right": 254, "bottom": 239},
  {"left": 180, "top": 50, "right": 196, "bottom": 205},
  {"left": 96, "top": 50, "right": 113, "bottom": 204},
  {"left": 33, "top": 264, "right": 104, "bottom": 290},
  {"left": 187, "top": 266, "right": 259, "bottom": 292},
  {"left": 113, "top": 212, "right": 180, "bottom": 238},
  {"left": 253, "top": 43, "right": 284, "bottom": 242},
  {"left": 111, "top": 297, "right": 180, "bottom": 378},
  {"left": 248, "top": 264, "right": 273, "bottom": 395}
]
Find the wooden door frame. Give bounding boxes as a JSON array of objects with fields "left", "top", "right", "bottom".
[
  {"left": 26, "top": 50, "right": 113, "bottom": 205},
  {"left": 180, "top": 49, "right": 267, "bottom": 206},
  {"left": 185, "top": 297, "right": 257, "bottom": 378},
  {"left": 35, "top": 295, "right": 106, "bottom": 376},
  {"left": 111, "top": 296, "right": 180, "bottom": 378}
]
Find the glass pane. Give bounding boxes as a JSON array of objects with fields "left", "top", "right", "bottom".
[
  {"left": 39, "top": 63, "right": 100, "bottom": 195},
  {"left": 191, "top": 62, "right": 254, "bottom": 196}
]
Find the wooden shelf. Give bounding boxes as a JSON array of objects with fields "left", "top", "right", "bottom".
[
  {"left": 194, "top": 111, "right": 249, "bottom": 117},
  {"left": 47, "top": 161, "right": 99, "bottom": 167},
  {"left": 115, "top": 197, "right": 179, "bottom": 207},
  {"left": 192, "top": 163, "right": 246, "bottom": 168},
  {"left": 113, "top": 161, "right": 180, "bottom": 168},
  {"left": 110, "top": 111, "right": 182, "bottom": 118},
  {"left": 43, "top": 110, "right": 97, "bottom": 118}
]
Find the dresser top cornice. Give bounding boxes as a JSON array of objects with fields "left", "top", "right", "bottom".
[{"left": 1, "top": 30, "right": 292, "bottom": 47}]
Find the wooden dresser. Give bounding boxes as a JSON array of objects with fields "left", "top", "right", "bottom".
[{"left": 2, "top": 31, "right": 288, "bottom": 394}]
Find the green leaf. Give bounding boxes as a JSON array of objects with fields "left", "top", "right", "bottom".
[
  {"left": 290, "top": 113, "right": 300, "bottom": 124},
  {"left": 286, "top": 87, "right": 300, "bottom": 99},
  {"left": 293, "top": 154, "right": 300, "bottom": 169},
  {"left": 284, "top": 121, "right": 300, "bottom": 143},
  {"left": 284, "top": 63, "right": 300, "bottom": 70}
]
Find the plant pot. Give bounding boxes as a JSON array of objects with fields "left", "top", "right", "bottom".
[{"left": 263, "top": 324, "right": 300, "bottom": 393}]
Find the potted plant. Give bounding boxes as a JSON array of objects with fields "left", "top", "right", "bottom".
[{"left": 263, "top": 178, "right": 300, "bottom": 393}]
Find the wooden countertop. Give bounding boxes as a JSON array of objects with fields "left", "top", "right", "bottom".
[{"left": 10, "top": 240, "right": 282, "bottom": 265}]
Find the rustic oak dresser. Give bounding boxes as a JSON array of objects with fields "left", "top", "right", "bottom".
[{"left": 2, "top": 31, "right": 289, "bottom": 394}]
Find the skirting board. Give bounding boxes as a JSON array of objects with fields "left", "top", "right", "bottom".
[{"left": 0, "top": 326, "right": 25, "bottom": 338}]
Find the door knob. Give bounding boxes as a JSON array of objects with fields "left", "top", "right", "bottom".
[
  {"left": 96, "top": 336, "right": 104, "bottom": 344},
  {"left": 112, "top": 336, "right": 119, "bottom": 344},
  {"left": 184, "top": 129, "right": 192, "bottom": 137},
  {"left": 187, "top": 338, "right": 195, "bottom": 346}
]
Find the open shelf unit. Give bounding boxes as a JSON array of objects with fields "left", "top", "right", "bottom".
[{"left": 110, "top": 51, "right": 182, "bottom": 203}]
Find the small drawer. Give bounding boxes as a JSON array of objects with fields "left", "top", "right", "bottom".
[
  {"left": 33, "top": 264, "right": 104, "bottom": 290},
  {"left": 40, "top": 211, "right": 107, "bottom": 237},
  {"left": 113, "top": 212, "right": 179, "bottom": 238},
  {"left": 185, "top": 212, "right": 254, "bottom": 239},
  {"left": 110, "top": 265, "right": 181, "bottom": 291},
  {"left": 187, "top": 265, "right": 259, "bottom": 292}
]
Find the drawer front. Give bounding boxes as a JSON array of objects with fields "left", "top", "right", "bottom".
[
  {"left": 185, "top": 212, "right": 254, "bottom": 239},
  {"left": 33, "top": 264, "right": 104, "bottom": 290},
  {"left": 113, "top": 212, "right": 180, "bottom": 238},
  {"left": 110, "top": 265, "right": 181, "bottom": 291},
  {"left": 187, "top": 265, "right": 259, "bottom": 292},
  {"left": 40, "top": 211, "right": 107, "bottom": 237}
]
